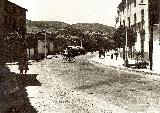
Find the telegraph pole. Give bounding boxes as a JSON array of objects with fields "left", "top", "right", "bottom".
[
  {"left": 80, "top": 37, "right": 83, "bottom": 47},
  {"left": 44, "top": 29, "right": 47, "bottom": 59},
  {"left": 124, "top": 0, "right": 129, "bottom": 66},
  {"left": 42, "top": 25, "right": 47, "bottom": 59},
  {"left": 148, "top": 0, "right": 153, "bottom": 70}
]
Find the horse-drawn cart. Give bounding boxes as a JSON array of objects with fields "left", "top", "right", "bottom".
[{"left": 61, "top": 46, "right": 86, "bottom": 62}]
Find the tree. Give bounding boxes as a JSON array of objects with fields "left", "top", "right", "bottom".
[
  {"left": 112, "top": 25, "right": 136, "bottom": 59},
  {"left": 113, "top": 25, "right": 136, "bottom": 48}
]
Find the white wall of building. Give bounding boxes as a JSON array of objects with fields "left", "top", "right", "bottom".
[
  {"left": 38, "top": 40, "right": 48, "bottom": 58},
  {"left": 116, "top": 0, "right": 150, "bottom": 60},
  {"left": 153, "top": 25, "right": 160, "bottom": 72},
  {"left": 27, "top": 48, "right": 34, "bottom": 59},
  {"left": 116, "top": 0, "right": 160, "bottom": 70},
  {"left": 153, "top": 40, "right": 160, "bottom": 72}
]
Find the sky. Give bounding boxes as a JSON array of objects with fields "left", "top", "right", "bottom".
[{"left": 10, "top": 0, "right": 120, "bottom": 27}]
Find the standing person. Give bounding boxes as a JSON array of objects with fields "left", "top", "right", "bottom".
[
  {"left": 102, "top": 48, "right": 105, "bottom": 58},
  {"left": 99, "top": 49, "right": 102, "bottom": 58},
  {"left": 23, "top": 56, "right": 29, "bottom": 75},
  {"left": 18, "top": 56, "right": 29, "bottom": 75},
  {"left": 18, "top": 56, "right": 24, "bottom": 75},
  {"left": 115, "top": 52, "right": 118, "bottom": 60},
  {"left": 67, "top": 47, "right": 73, "bottom": 61},
  {"left": 111, "top": 54, "right": 113, "bottom": 59}
]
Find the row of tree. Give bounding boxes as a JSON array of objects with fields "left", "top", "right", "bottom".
[
  {"left": 112, "top": 25, "right": 137, "bottom": 49},
  {"left": 26, "top": 25, "right": 114, "bottom": 53},
  {"left": 26, "top": 19, "right": 137, "bottom": 54},
  {"left": 25, "top": 25, "right": 136, "bottom": 54}
]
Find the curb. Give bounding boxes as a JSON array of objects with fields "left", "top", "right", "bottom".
[{"left": 90, "top": 59, "right": 160, "bottom": 76}]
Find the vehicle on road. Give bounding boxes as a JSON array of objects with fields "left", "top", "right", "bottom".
[
  {"left": 67, "top": 46, "right": 86, "bottom": 56},
  {"left": 61, "top": 46, "right": 85, "bottom": 62}
]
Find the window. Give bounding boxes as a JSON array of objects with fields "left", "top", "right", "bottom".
[
  {"left": 134, "top": 0, "right": 136, "bottom": 7},
  {"left": 123, "top": 20, "right": 125, "bottom": 26},
  {"left": 140, "top": 0, "right": 143, "bottom": 3},
  {"left": 141, "top": 9, "right": 144, "bottom": 25},
  {"left": 123, "top": 7, "right": 125, "bottom": 13},
  {"left": 128, "top": 17, "right": 130, "bottom": 27},
  {"left": 127, "top": 0, "right": 129, "bottom": 9},
  {"left": 134, "top": 13, "right": 137, "bottom": 24}
]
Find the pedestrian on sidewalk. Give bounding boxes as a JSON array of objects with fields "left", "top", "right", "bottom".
[
  {"left": 99, "top": 48, "right": 105, "bottom": 59},
  {"left": 18, "top": 56, "right": 29, "bottom": 75},
  {"left": 115, "top": 52, "right": 118, "bottom": 60},
  {"left": 111, "top": 54, "right": 113, "bottom": 59},
  {"left": 99, "top": 49, "right": 102, "bottom": 58}
]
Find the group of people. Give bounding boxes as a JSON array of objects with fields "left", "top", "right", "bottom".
[{"left": 99, "top": 49, "right": 119, "bottom": 60}]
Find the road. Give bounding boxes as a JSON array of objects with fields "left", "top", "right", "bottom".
[{"left": 9, "top": 54, "right": 160, "bottom": 113}]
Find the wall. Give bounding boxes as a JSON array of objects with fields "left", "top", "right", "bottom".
[
  {"left": 27, "top": 48, "right": 34, "bottom": 60},
  {"left": 5, "top": 1, "right": 27, "bottom": 35},
  {"left": 153, "top": 25, "right": 160, "bottom": 72},
  {"left": 37, "top": 40, "right": 48, "bottom": 59},
  {"left": 0, "top": 0, "right": 6, "bottom": 36},
  {"left": 0, "top": 0, "right": 27, "bottom": 63}
]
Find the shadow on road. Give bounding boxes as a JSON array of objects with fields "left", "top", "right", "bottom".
[{"left": 0, "top": 64, "right": 41, "bottom": 113}]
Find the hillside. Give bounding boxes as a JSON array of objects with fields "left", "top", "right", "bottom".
[
  {"left": 26, "top": 20, "right": 69, "bottom": 32},
  {"left": 26, "top": 20, "right": 115, "bottom": 34},
  {"left": 71, "top": 23, "right": 115, "bottom": 34}
]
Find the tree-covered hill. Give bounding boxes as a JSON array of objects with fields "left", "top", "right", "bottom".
[
  {"left": 26, "top": 20, "right": 115, "bottom": 34},
  {"left": 26, "top": 20, "right": 69, "bottom": 32},
  {"left": 72, "top": 23, "right": 115, "bottom": 34},
  {"left": 26, "top": 20, "right": 116, "bottom": 52}
]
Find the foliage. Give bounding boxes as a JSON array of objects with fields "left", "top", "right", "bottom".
[
  {"left": 72, "top": 23, "right": 115, "bottom": 34},
  {"left": 112, "top": 25, "right": 136, "bottom": 48},
  {"left": 26, "top": 20, "right": 116, "bottom": 52}
]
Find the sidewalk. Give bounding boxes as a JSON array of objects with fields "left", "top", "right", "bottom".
[
  {"left": 0, "top": 63, "right": 39, "bottom": 112},
  {"left": 89, "top": 51, "right": 160, "bottom": 76}
]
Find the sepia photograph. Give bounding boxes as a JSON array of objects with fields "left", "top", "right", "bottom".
[{"left": 0, "top": 0, "right": 160, "bottom": 112}]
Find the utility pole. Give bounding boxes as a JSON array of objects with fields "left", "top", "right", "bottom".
[
  {"left": 148, "top": 0, "right": 153, "bottom": 70},
  {"left": 124, "top": 0, "right": 129, "bottom": 66},
  {"left": 44, "top": 29, "right": 47, "bottom": 59},
  {"left": 80, "top": 37, "right": 83, "bottom": 47}
]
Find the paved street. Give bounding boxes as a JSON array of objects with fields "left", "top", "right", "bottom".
[{"left": 6, "top": 54, "right": 160, "bottom": 113}]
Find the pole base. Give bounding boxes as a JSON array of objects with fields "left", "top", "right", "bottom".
[{"left": 124, "top": 59, "right": 128, "bottom": 67}]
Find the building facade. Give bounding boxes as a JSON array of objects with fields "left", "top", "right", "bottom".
[
  {"left": 27, "top": 39, "right": 55, "bottom": 60},
  {"left": 0, "top": 0, "right": 27, "bottom": 63},
  {"left": 116, "top": 0, "right": 160, "bottom": 71}
]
